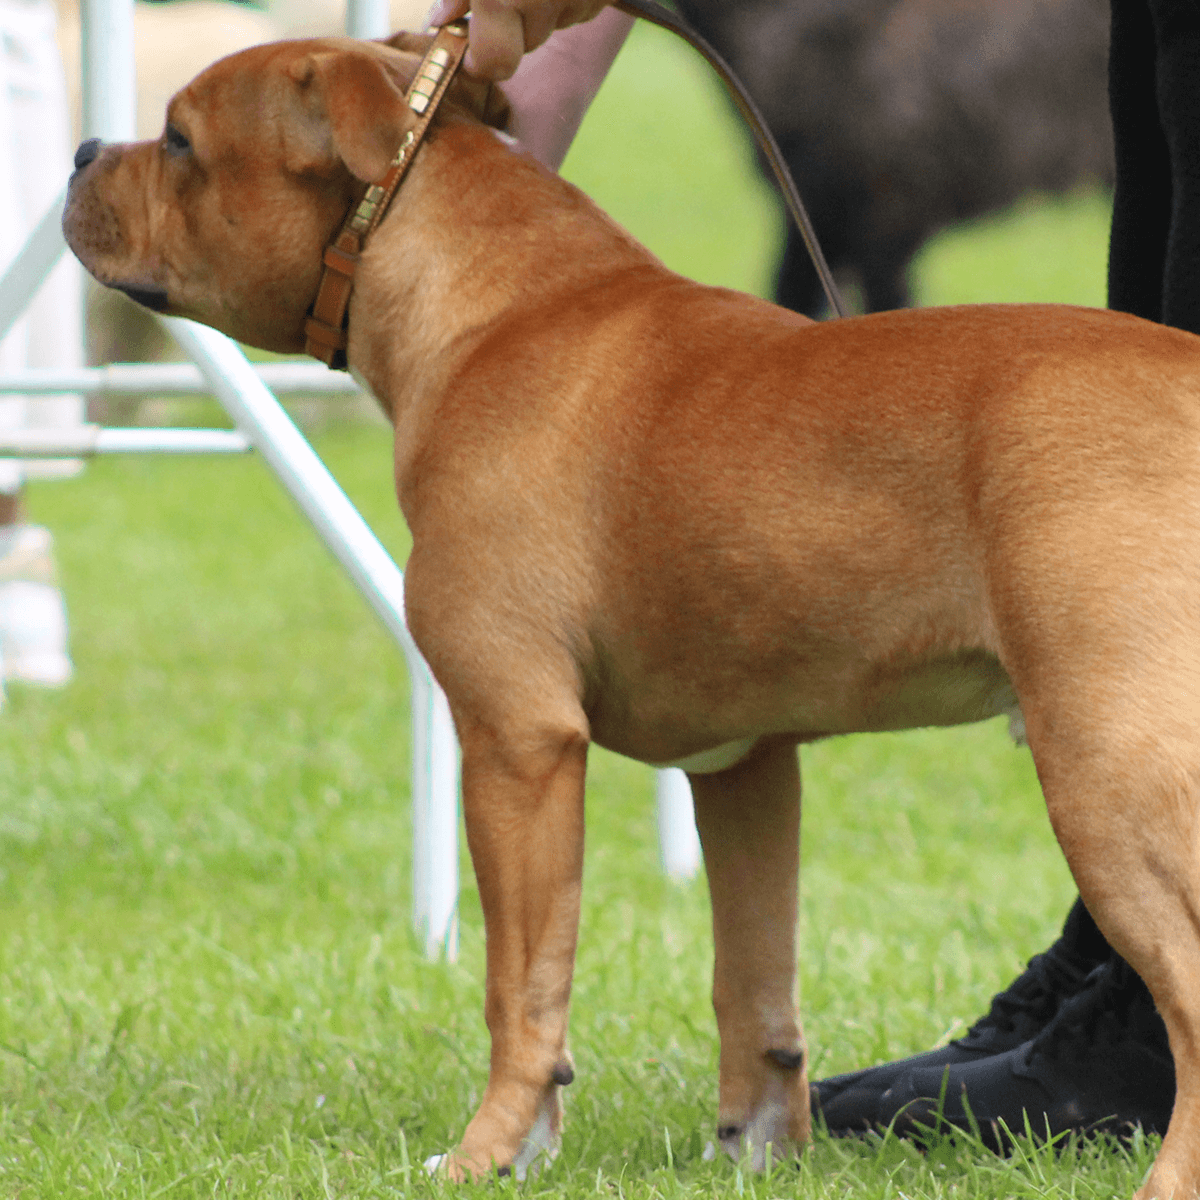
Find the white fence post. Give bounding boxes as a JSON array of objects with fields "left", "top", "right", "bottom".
[
  {"left": 81, "top": 0, "right": 135, "bottom": 141},
  {"left": 346, "top": 0, "right": 392, "bottom": 39},
  {"left": 655, "top": 767, "right": 701, "bottom": 881},
  {"left": 0, "top": 192, "right": 67, "bottom": 347},
  {"left": 163, "top": 318, "right": 461, "bottom": 960},
  {"left": 411, "top": 675, "right": 461, "bottom": 960}
]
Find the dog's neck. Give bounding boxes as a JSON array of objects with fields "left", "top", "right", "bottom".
[{"left": 346, "top": 116, "right": 666, "bottom": 440}]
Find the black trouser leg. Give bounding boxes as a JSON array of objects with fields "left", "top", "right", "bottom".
[
  {"left": 1150, "top": 1, "right": 1200, "bottom": 331},
  {"left": 1087, "top": 0, "right": 1193, "bottom": 1004},
  {"left": 1107, "top": 0, "right": 1172, "bottom": 321}
]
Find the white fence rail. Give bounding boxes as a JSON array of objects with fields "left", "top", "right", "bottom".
[
  {"left": 0, "top": 425, "right": 250, "bottom": 455},
  {"left": 0, "top": 363, "right": 362, "bottom": 395}
]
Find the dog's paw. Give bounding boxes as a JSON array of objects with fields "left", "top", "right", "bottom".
[
  {"left": 423, "top": 1080, "right": 564, "bottom": 1181},
  {"left": 509, "top": 1094, "right": 561, "bottom": 1180},
  {"left": 712, "top": 1126, "right": 793, "bottom": 1171},
  {"left": 711, "top": 1062, "right": 806, "bottom": 1170}
]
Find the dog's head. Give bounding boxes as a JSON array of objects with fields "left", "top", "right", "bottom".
[{"left": 63, "top": 34, "right": 508, "bottom": 353}]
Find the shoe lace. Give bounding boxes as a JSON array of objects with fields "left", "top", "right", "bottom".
[
  {"left": 1028, "top": 959, "right": 1171, "bottom": 1062},
  {"left": 967, "top": 946, "right": 1091, "bottom": 1038}
]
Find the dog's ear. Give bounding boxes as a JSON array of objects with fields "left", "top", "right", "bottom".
[{"left": 286, "top": 48, "right": 418, "bottom": 182}]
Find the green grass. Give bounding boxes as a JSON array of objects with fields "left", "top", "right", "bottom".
[
  {"left": 912, "top": 190, "right": 1112, "bottom": 309},
  {"left": 0, "top": 17, "right": 1139, "bottom": 1200}
]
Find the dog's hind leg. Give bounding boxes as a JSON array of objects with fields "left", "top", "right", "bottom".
[
  {"left": 1029, "top": 713, "right": 1200, "bottom": 1200},
  {"left": 980, "top": 417, "right": 1200, "bottom": 1195},
  {"left": 689, "top": 735, "right": 810, "bottom": 1167}
]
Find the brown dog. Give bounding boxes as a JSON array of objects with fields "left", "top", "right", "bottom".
[{"left": 63, "top": 30, "right": 1200, "bottom": 1197}]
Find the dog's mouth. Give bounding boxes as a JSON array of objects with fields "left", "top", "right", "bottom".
[{"left": 115, "top": 283, "right": 170, "bottom": 312}]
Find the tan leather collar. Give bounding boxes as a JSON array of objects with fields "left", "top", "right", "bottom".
[{"left": 304, "top": 21, "right": 469, "bottom": 370}]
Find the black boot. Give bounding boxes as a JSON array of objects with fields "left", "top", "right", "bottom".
[
  {"left": 812, "top": 898, "right": 1110, "bottom": 1133},
  {"left": 875, "top": 956, "right": 1174, "bottom": 1149}
]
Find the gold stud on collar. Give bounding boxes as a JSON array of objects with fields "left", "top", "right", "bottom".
[{"left": 409, "top": 46, "right": 454, "bottom": 113}]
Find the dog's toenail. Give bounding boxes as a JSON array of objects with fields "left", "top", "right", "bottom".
[
  {"left": 717, "top": 1123, "right": 742, "bottom": 1141},
  {"left": 767, "top": 1047, "right": 805, "bottom": 1070},
  {"left": 552, "top": 1062, "right": 575, "bottom": 1086}
]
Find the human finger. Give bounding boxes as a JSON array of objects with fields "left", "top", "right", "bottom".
[
  {"left": 464, "top": 1, "right": 611, "bottom": 80},
  {"left": 464, "top": 0, "right": 527, "bottom": 79},
  {"left": 423, "top": 0, "right": 469, "bottom": 29}
]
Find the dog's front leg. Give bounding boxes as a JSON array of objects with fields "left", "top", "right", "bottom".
[
  {"left": 447, "top": 718, "right": 589, "bottom": 1181},
  {"left": 690, "top": 736, "right": 810, "bottom": 1167}
]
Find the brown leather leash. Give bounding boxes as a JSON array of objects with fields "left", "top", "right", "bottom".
[
  {"left": 613, "top": 0, "right": 847, "bottom": 319},
  {"left": 304, "top": 5, "right": 847, "bottom": 369}
]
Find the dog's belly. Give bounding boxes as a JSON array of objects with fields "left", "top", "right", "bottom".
[
  {"left": 653, "top": 737, "right": 761, "bottom": 775},
  {"left": 592, "top": 650, "right": 1023, "bottom": 771},
  {"left": 857, "top": 652, "right": 1022, "bottom": 738}
]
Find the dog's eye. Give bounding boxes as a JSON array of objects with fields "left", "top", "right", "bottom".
[{"left": 164, "top": 123, "right": 191, "bottom": 156}]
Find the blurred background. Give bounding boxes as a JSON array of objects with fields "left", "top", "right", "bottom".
[{"left": 0, "top": 4, "right": 1127, "bottom": 1194}]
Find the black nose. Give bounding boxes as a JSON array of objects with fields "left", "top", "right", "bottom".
[{"left": 73, "top": 138, "right": 102, "bottom": 171}]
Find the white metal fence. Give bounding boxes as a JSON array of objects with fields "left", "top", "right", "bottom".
[{"left": 0, "top": 0, "right": 701, "bottom": 960}]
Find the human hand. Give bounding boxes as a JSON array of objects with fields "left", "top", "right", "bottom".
[{"left": 424, "top": 0, "right": 614, "bottom": 81}]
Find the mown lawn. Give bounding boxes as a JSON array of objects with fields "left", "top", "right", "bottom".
[{"left": 0, "top": 16, "right": 1140, "bottom": 1200}]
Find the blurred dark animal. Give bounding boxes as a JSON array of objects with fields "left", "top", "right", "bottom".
[{"left": 673, "top": 0, "right": 1114, "bottom": 316}]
